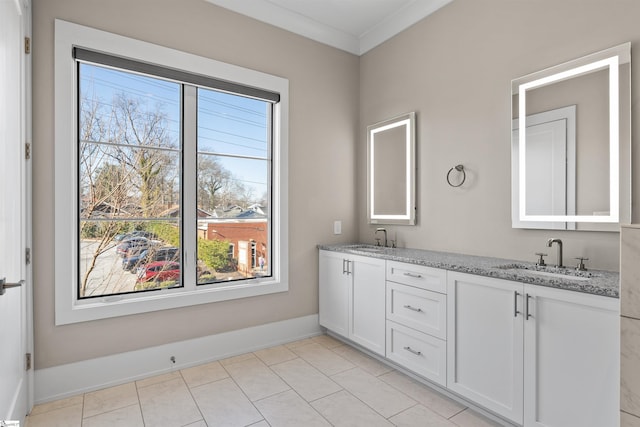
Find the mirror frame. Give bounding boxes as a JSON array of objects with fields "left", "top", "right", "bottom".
[
  {"left": 511, "top": 43, "right": 631, "bottom": 225},
  {"left": 367, "top": 112, "right": 416, "bottom": 225}
]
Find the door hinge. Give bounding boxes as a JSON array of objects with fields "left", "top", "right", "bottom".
[
  {"left": 25, "top": 37, "right": 31, "bottom": 54},
  {"left": 25, "top": 353, "right": 32, "bottom": 371},
  {"left": 26, "top": 248, "right": 31, "bottom": 265},
  {"left": 25, "top": 142, "right": 31, "bottom": 160}
]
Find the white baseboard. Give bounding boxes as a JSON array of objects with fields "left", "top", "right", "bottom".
[{"left": 34, "top": 314, "right": 321, "bottom": 404}]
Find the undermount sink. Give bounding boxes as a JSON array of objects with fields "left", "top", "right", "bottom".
[
  {"left": 345, "top": 245, "right": 386, "bottom": 253},
  {"left": 495, "top": 264, "right": 593, "bottom": 282},
  {"left": 357, "top": 247, "right": 385, "bottom": 253}
]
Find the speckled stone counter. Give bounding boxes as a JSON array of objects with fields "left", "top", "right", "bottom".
[{"left": 318, "top": 243, "right": 619, "bottom": 298}]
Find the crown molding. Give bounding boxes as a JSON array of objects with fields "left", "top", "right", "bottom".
[{"left": 205, "top": 0, "right": 453, "bottom": 56}]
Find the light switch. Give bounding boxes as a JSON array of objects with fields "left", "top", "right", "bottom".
[{"left": 333, "top": 220, "right": 342, "bottom": 235}]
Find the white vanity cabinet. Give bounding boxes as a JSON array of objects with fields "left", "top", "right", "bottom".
[
  {"left": 522, "top": 284, "right": 619, "bottom": 427},
  {"left": 318, "top": 250, "right": 386, "bottom": 356},
  {"left": 385, "top": 261, "right": 448, "bottom": 386},
  {"left": 446, "top": 272, "right": 524, "bottom": 423},
  {"left": 447, "top": 271, "right": 619, "bottom": 427}
]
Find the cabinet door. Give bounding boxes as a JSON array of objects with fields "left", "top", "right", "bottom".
[
  {"left": 350, "top": 254, "right": 386, "bottom": 356},
  {"left": 319, "top": 250, "right": 350, "bottom": 337},
  {"left": 524, "top": 285, "right": 619, "bottom": 427},
  {"left": 447, "top": 272, "right": 524, "bottom": 424}
]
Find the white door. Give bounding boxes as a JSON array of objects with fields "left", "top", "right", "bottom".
[
  {"left": 349, "top": 255, "right": 385, "bottom": 356},
  {"left": 447, "top": 272, "right": 524, "bottom": 424},
  {"left": 523, "top": 285, "right": 619, "bottom": 427},
  {"left": 318, "top": 250, "right": 350, "bottom": 337},
  {"left": 0, "top": 0, "right": 32, "bottom": 423}
]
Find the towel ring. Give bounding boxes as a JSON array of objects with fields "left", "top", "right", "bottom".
[{"left": 447, "top": 165, "right": 466, "bottom": 187}]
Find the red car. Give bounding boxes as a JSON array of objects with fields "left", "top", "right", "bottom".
[{"left": 136, "top": 261, "right": 181, "bottom": 283}]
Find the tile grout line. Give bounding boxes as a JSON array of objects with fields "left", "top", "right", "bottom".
[
  {"left": 225, "top": 354, "right": 272, "bottom": 426},
  {"left": 277, "top": 349, "right": 498, "bottom": 427},
  {"left": 268, "top": 349, "right": 388, "bottom": 425},
  {"left": 448, "top": 406, "right": 468, "bottom": 419},
  {"left": 327, "top": 366, "right": 419, "bottom": 423},
  {"left": 80, "top": 391, "right": 86, "bottom": 423},
  {"left": 134, "top": 374, "right": 152, "bottom": 427},
  {"left": 179, "top": 367, "right": 208, "bottom": 427},
  {"left": 252, "top": 343, "right": 355, "bottom": 427},
  {"left": 621, "top": 408, "right": 640, "bottom": 419}
]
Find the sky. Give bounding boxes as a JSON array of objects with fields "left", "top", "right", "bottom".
[{"left": 79, "top": 62, "right": 270, "bottom": 203}]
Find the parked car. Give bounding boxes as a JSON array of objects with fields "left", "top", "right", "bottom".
[
  {"left": 122, "top": 246, "right": 180, "bottom": 272},
  {"left": 116, "top": 237, "right": 151, "bottom": 257},
  {"left": 122, "top": 248, "right": 149, "bottom": 271},
  {"left": 114, "top": 230, "right": 158, "bottom": 242},
  {"left": 128, "top": 230, "right": 158, "bottom": 240},
  {"left": 136, "top": 261, "right": 181, "bottom": 283},
  {"left": 113, "top": 233, "right": 130, "bottom": 242}
]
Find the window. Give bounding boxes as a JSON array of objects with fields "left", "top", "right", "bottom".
[
  {"left": 78, "top": 63, "right": 183, "bottom": 298},
  {"left": 55, "top": 20, "right": 289, "bottom": 324}
]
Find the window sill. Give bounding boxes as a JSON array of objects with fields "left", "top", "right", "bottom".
[{"left": 56, "top": 279, "right": 289, "bottom": 325}]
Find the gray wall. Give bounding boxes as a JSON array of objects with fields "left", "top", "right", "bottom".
[
  {"left": 32, "top": 0, "right": 359, "bottom": 369},
  {"left": 359, "top": 0, "right": 640, "bottom": 271}
]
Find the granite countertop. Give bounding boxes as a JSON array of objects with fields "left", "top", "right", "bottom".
[{"left": 318, "top": 243, "right": 619, "bottom": 298}]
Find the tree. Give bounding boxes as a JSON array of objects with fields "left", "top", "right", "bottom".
[
  {"left": 197, "top": 156, "right": 230, "bottom": 212},
  {"left": 231, "top": 179, "right": 257, "bottom": 209},
  {"left": 108, "top": 94, "right": 178, "bottom": 218}
]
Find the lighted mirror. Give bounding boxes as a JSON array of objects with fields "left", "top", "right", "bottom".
[
  {"left": 511, "top": 43, "right": 631, "bottom": 231},
  {"left": 367, "top": 112, "right": 416, "bottom": 225}
]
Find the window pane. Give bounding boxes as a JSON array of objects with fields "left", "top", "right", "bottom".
[
  {"left": 197, "top": 88, "right": 269, "bottom": 157},
  {"left": 78, "top": 63, "right": 182, "bottom": 298},
  {"left": 79, "top": 220, "right": 181, "bottom": 298},
  {"left": 196, "top": 89, "right": 271, "bottom": 286}
]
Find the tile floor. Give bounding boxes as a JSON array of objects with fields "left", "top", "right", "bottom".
[{"left": 25, "top": 335, "right": 503, "bottom": 427}]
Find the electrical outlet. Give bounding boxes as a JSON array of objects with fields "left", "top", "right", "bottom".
[{"left": 333, "top": 220, "right": 342, "bottom": 235}]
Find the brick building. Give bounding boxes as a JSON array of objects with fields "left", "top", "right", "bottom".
[{"left": 198, "top": 208, "right": 268, "bottom": 274}]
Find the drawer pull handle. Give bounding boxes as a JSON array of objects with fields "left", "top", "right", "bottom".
[
  {"left": 404, "top": 346, "right": 422, "bottom": 356},
  {"left": 403, "top": 304, "right": 423, "bottom": 313},
  {"left": 403, "top": 272, "right": 423, "bottom": 279}
]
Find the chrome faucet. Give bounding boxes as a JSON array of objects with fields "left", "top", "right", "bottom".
[
  {"left": 375, "top": 228, "right": 388, "bottom": 247},
  {"left": 546, "top": 238, "right": 564, "bottom": 268}
]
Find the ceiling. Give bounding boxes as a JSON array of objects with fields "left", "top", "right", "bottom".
[{"left": 205, "top": 0, "right": 453, "bottom": 56}]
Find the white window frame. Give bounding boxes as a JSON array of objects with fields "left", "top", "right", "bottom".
[{"left": 54, "top": 20, "right": 289, "bottom": 325}]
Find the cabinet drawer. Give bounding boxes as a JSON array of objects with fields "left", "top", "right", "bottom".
[
  {"left": 387, "top": 282, "right": 446, "bottom": 339},
  {"left": 386, "top": 261, "right": 446, "bottom": 293},
  {"left": 386, "top": 321, "right": 447, "bottom": 386}
]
